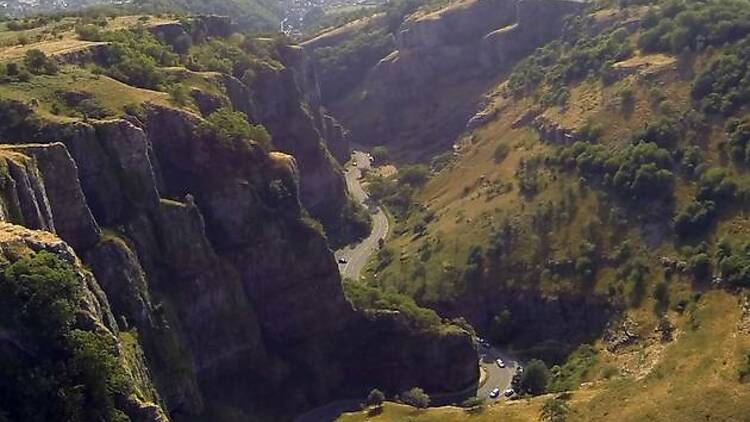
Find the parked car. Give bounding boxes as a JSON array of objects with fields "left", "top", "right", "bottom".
[
  {"left": 504, "top": 388, "right": 514, "bottom": 397},
  {"left": 338, "top": 258, "right": 348, "bottom": 264},
  {"left": 496, "top": 358, "right": 505, "bottom": 368},
  {"left": 489, "top": 388, "right": 500, "bottom": 398}
]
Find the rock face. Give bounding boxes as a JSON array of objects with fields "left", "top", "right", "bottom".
[
  {"left": 307, "top": 0, "right": 584, "bottom": 157},
  {"left": 250, "top": 53, "right": 351, "bottom": 234},
  {"left": 1, "top": 143, "right": 101, "bottom": 251},
  {"left": 481, "top": 0, "right": 585, "bottom": 66},
  {"left": 0, "top": 100, "right": 477, "bottom": 420}
]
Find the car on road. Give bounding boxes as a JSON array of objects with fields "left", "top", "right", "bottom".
[
  {"left": 496, "top": 358, "right": 505, "bottom": 368},
  {"left": 476, "top": 337, "right": 490, "bottom": 348},
  {"left": 504, "top": 388, "right": 514, "bottom": 397},
  {"left": 489, "top": 388, "right": 500, "bottom": 399},
  {"left": 337, "top": 258, "right": 348, "bottom": 264}
]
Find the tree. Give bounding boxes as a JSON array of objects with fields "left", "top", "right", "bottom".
[
  {"left": 371, "top": 146, "right": 389, "bottom": 164},
  {"left": 23, "top": 49, "right": 58, "bottom": 75},
  {"left": 398, "top": 165, "right": 430, "bottom": 187},
  {"left": 365, "top": 389, "right": 385, "bottom": 407},
  {"left": 520, "top": 359, "right": 551, "bottom": 395},
  {"left": 400, "top": 387, "right": 430, "bottom": 408},
  {"left": 539, "top": 397, "right": 569, "bottom": 422},
  {"left": 203, "top": 107, "right": 271, "bottom": 150}
]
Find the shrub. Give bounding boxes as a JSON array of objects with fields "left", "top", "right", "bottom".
[
  {"left": 547, "top": 345, "right": 597, "bottom": 393},
  {"left": 23, "top": 49, "right": 58, "bottom": 75},
  {"left": 400, "top": 387, "right": 430, "bottom": 408},
  {"left": 76, "top": 98, "right": 112, "bottom": 119},
  {"left": 202, "top": 107, "right": 271, "bottom": 150},
  {"left": 539, "top": 397, "right": 570, "bottom": 422},
  {"left": 343, "top": 282, "right": 443, "bottom": 332},
  {"left": 674, "top": 200, "right": 716, "bottom": 238},
  {"left": 398, "top": 164, "right": 430, "bottom": 187},
  {"left": 520, "top": 359, "right": 551, "bottom": 395},
  {"left": 167, "top": 83, "right": 192, "bottom": 106},
  {"left": 493, "top": 143, "right": 511, "bottom": 163},
  {"left": 371, "top": 146, "right": 389, "bottom": 164},
  {"left": 365, "top": 389, "right": 385, "bottom": 407},
  {"left": 740, "top": 351, "right": 750, "bottom": 382}
]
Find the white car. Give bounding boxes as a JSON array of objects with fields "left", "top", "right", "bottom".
[
  {"left": 496, "top": 358, "right": 505, "bottom": 368},
  {"left": 489, "top": 388, "right": 500, "bottom": 398},
  {"left": 504, "top": 388, "right": 514, "bottom": 397}
]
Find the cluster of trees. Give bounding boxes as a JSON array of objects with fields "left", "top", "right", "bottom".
[
  {"left": 91, "top": 29, "right": 180, "bottom": 89},
  {"left": 0, "top": 252, "right": 132, "bottom": 421},
  {"left": 0, "top": 49, "right": 59, "bottom": 84},
  {"left": 675, "top": 167, "right": 748, "bottom": 238},
  {"left": 367, "top": 165, "right": 430, "bottom": 219},
  {"left": 23, "top": 49, "right": 59, "bottom": 75},
  {"left": 715, "top": 238, "right": 750, "bottom": 287},
  {"left": 507, "top": 26, "right": 634, "bottom": 100},
  {"left": 638, "top": 0, "right": 750, "bottom": 54},
  {"left": 201, "top": 107, "right": 271, "bottom": 150},
  {"left": 692, "top": 37, "right": 750, "bottom": 115},
  {"left": 343, "top": 281, "right": 444, "bottom": 332},
  {"left": 550, "top": 141, "right": 674, "bottom": 201}
]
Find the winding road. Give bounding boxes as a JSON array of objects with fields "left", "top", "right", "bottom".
[
  {"left": 334, "top": 151, "right": 389, "bottom": 281},
  {"left": 294, "top": 151, "right": 518, "bottom": 421}
]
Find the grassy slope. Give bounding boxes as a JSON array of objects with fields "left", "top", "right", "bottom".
[
  {"left": 351, "top": 1, "right": 750, "bottom": 418},
  {"left": 0, "top": 16, "right": 177, "bottom": 61}
]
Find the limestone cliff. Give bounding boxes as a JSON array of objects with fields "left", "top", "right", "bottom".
[
  {"left": 0, "top": 103, "right": 477, "bottom": 420},
  {"left": 307, "top": 0, "right": 585, "bottom": 157}
]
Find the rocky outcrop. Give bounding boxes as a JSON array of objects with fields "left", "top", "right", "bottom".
[
  {"left": 481, "top": 0, "right": 585, "bottom": 66},
  {"left": 251, "top": 60, "right": 350, "bottom": 232},
  {"left": 1, "top": 143, "right": 101, "bottom": 251},
  {"left": 0, "top": 151, "right": 55, "bottom": 231}
]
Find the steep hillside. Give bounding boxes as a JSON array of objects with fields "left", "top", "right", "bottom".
[
  {"left": 0, "top": 13, "right": 479, "bottom": 422},
  {"left": 313, "top": 0, "right": 750, "bottom": 418},
  {"left": 305, "top": 0, "right": 585, "bottom": 159}
]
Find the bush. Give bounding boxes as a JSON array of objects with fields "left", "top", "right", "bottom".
[
  {"left": 674, "top": 200, "right": 716, "bottom": 238},
  {"left": 740, "top": 351, "right": 750, "bottom": 382},
  {"left": 547, "top": 345, "right": 597, "bottom": 393},
  {"left": 366, "top": 389, "right": 386, "bottom": 407},
  {"left": 371, "top": 145, "right": 389, "bottom": 164},
  {"left": 202, "top": 107, "right": 271, "bottom": 150},
  {"left": 343, "top": 282, "right": 443, "bottom": 332},
  {"left": 167, "top": 83, "right": 192, "bottom": 106},
  {"left": 76, "top": 98, "right": 112, "bottom": 119},
  {"left": 551, "top": 141, "right": 674, "bottom": 201},
  {"left": 539, "top": 397, "right": 570, "bottom": 422},
  {"left": 23, "top": 49, "right": 58, "bottom": 75},
  {"left": 520, "top": 359, "right": 551, "bottom": 395},
  {"left": 493, "top": 143, "right": 511, "bottom": 163},
  {"left": 400, "top": 387, "right": 430, "bottom": 408},
  {"left": 398, "top": 164, "right": 430, "bottom": 187}
]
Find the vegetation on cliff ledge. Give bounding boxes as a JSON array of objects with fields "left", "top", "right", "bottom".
[{"left": 0, "top": 252, "right": 134, "bottom": 421}]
